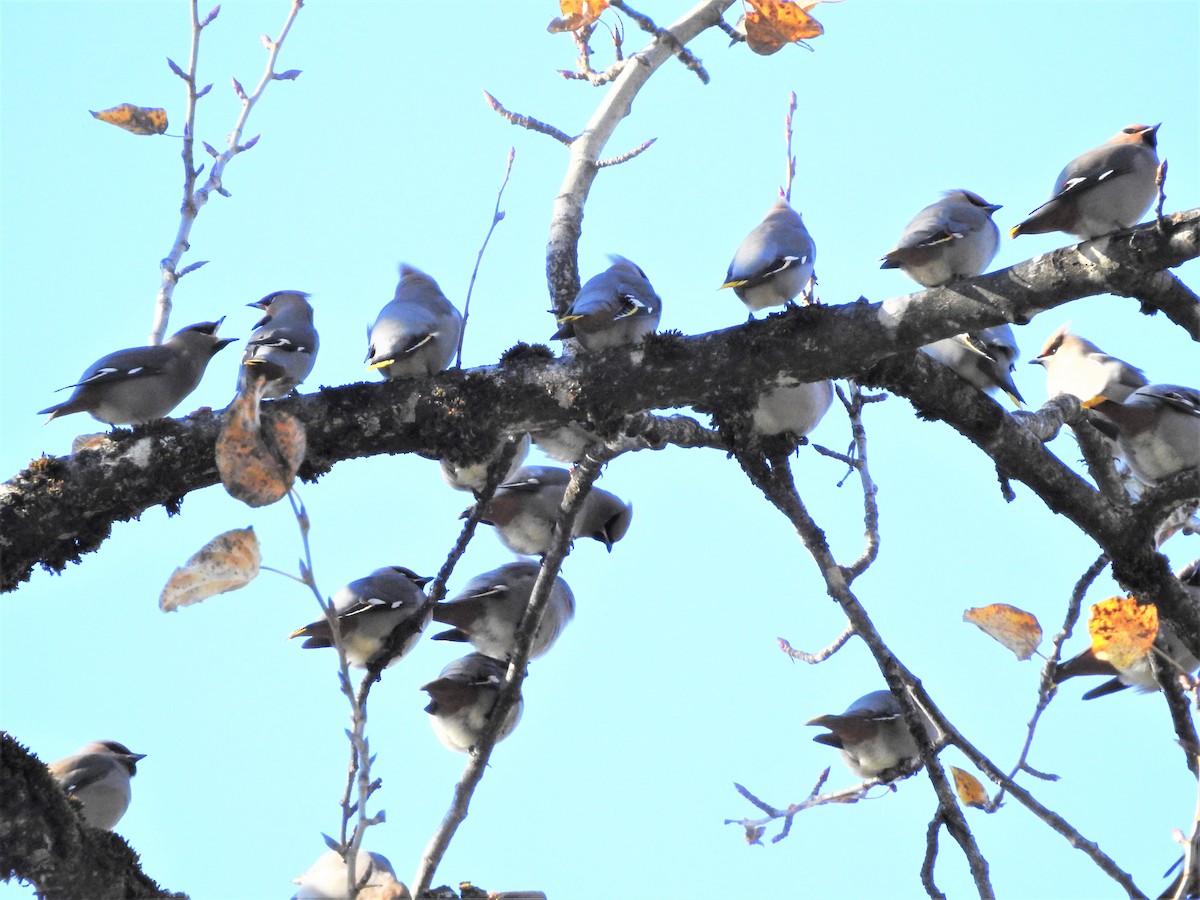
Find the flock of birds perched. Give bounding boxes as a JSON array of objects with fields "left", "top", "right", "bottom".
[{"left": 35, "top": 122, "right": 1200, "bottom": 892}]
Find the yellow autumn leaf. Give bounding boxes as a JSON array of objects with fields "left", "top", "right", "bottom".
[
  {"left": 963, "top": 604, "right": 1043, "bottom": 661},
  {"left": 742, "top": 0, "right": 830, "bottom": 55},
  {"left": 951, "top": 766, "right": 989, "bottom": 809},
  {"left": 1088, "top": 596, "right": 1158, "bottom": 670},
  {"left": 160, "top": 527, "right": 261, "bottom": 611},
  {"left": 90, "top": 103, "right": 168, "bottom": 135},
  {"left": 547, "top": 0, "right": 609, "bottom": 33}
]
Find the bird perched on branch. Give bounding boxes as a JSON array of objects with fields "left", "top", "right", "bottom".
[
  {"left": 39, "top": 320, "right": 234, "bottom": 425},
  {"left": 1055, "top": 561, "right": 1200, "bottom": 700},
  {"left": 433, "top": 561, "right": 575, "bottom": 660},
  {"left": 288, "top": 566, "right": 432, "bottom": 669},
  {"left": 807, "top": 690, "right": 935, "bottom": 779},
  {"left": 440, "top": 433, "right": 531, "bottom": 495},
  {"left": 291, "top": 849, "right": 409, "bottom": 900},
  {"left": 552, "top": 256, "right": 662, "bottom": 352},
  {"left": 238, "top": 290, "right": 318, "bottom": 399},
  {"left": 421, "top": 652, "right": 523, "bottom": 753},
  {"left": 1086, "top": 384, "right": 1200, "bottom": 484},
  {"left": 366, "top": 264, "right": 463, "bottom": 378},
  {"left": 881, "top": 190, "right": 1001, "bottom": 287},
  {"left": 1010, "top": 124, "right": 1160, "bottom": 240},
  {"left": 922, "top": 325, "right": 1025, "bottom": 406},
  {"left": 751, "top": 378, "right": 834, "bottom": 437},
  {"left": 47, "top": 740, "right": 146, "bottom": 830},
  {"left": 721, "top": 197, "right": 816, "bottom": 312},
  {"left": 1029, "top": 324, "right": 1147, "bottom": 404},
  {"left": 470, "top": 465, "right": 633, "bottom": 556}
]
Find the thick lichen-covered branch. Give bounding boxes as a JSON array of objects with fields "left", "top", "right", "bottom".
[
  {"left": 0, "top": 733, "right": 183, "bottom": 898},
  {"left": 5, "top": 210, "right": 1199, "bottom": 593}
]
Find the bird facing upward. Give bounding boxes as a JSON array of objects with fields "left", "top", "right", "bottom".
[
  {"left": 39, "top": 320, "right": 234, "bottom": 426},
  {"left": 1010, "top": 124, "right": 1160, "bottom": 240}
]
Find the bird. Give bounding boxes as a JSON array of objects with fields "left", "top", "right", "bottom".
[
  {"left": 881, "top": 190, "right": 1001, "bottom": 287},
  {"left": 807, "top": 690, "right": 935, "bottom": 779},
  {"left": 1029, "top": 324, "right": 1148, "bottom": 404},
  {"left": 552, "top": 256, "right": 662, "bottom": 352},
  {"left": 289, "top": 566, "right": 432, "bottom": 669},
  {"left": 1010, "top": 124, "right": 1160, "bottom": 240},
  {"left": 921, "top": 325, "right": 1025, "bottom": 406},
  {"left": 421, "top": 652, "right": 523, "bottom": 753},
  {"left": 38, "top": 320, "right": 235, "bottom": 425},
  {"left": 721, "top": 197, "right": 816, "bottom": 312},
  {"left": 1055, "top": 561, "right": 1200, "bottom": 700},
  {"left": 291, "top": 849, "right": 410, "bottom": 900},
  {"left": 1086, "top": 384, "right": 1200, "bottom": 484},
  {"left": 471, "top": 465, "right": 633, "bottom": 556},
  {"left": 529, "top": 422, "right": 601, "bottom": 464},
  {"left": 47, "top": 740, "right": 146, "bottom": 830},
  {"left": 238, "top": 290, "right": 318, "bottom": 399},
  {"left": 751, "top": 378, "right": 834, "bottom": 437},
  {"left": 365, "top": 264, "right": 463, "bottom": 378},
  {"left": 440, "top": 433, "right": 530, "bottom": 495},
  {"left": 432, "top": 561, "right": 575, "bottom": 660}
]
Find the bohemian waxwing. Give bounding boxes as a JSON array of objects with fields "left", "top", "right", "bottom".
[
  {"left": 721, "top": 198, "right": 816, "bottom": 312},
  {"left": 39, "top": 321, "right": 234, "bottom": 425},
  {"left": 366, "top": 265, "right": 463, "bottom": 378},
  {"left": 239, "top": 290, "right": 318, "bottom": 399},
  {"left": 881, "top": 190, "right": 1001, "bottom": 287},
  {"left": 1011, "top": 124, "right": 1160, "bottom": 240}
]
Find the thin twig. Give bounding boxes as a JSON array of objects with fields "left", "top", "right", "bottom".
[
  {"left": 275, "top": 490, "right": 377, "bottom": 899},
  {"left": 1156, "top": 160, "right": 1170, "bottom": 229},
  {"left": 1171, "top": 680, "right": 1200, "bottom": 898},
  {"left": 782, "top": 91, "right": 797, "bottom": 202},
  {"left": 153, "top": 0, "right": 304, "bottom": 344},
  {"left": 840, "top": 383, "right": 881, "bottom": 582},
  {"left": 916, "top": 679, "right": 1148, "bottom": 898},
  {"left": 456, "top": 148, "right": 515, "bottom": 368},
  {"left": 482, "top": 91, "right": 574, "bottom": 145},
  {"left": 777, "top": 624, "right": 854, "bottom": 663},
  {"left": 991, "top": 555, "right": 1107, "bottom": 810},
  {"left": 921, "top": 811, "right": 948, "bottom": 900},
  {"left": 596, "top": 137, "right": 657, "bottom": 167},
  {"left": 609, "top": 0, "right": 712, "bottom": 83}
]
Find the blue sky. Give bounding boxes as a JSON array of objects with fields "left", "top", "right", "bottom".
[{"left": 2, "top": 1, "right": 1199, "bottom": 898}]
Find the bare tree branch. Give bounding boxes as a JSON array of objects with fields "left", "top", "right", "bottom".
[
  {"left": 412, "top": 449, "right": 613, "bottom": 894},
  {"left": 546, "top": 0, "right": 736, "bottom": 313},
  {"left": 153, "top": 0, "right": 304, "bottom": 344}
]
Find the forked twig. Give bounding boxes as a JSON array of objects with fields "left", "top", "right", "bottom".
[{"left": 154, "top": 0, "right": 304, "bottom": 343}]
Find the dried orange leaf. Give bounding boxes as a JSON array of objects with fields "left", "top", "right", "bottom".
[
  {"left": 548, "top": 0, "right": 608, "bottom": 33},
  {"left": 951, "top": 766, "right": 989, "bottom": 809},
  {"left": 963, "top": 604, "right": 1043, "bottom": 661},
  {"left": 160, "top": 527, "right": 261, "bottom": 611},
  {"left": 90, "top": 103, "right": 168, "bottom": 135},
  {"left": 215, "top": 387, "right": 307, "bottom": 508},
  {"left": 1089, "top": 596, "right": 1158, "bottom": 670},
  {"left": 742, "top": 0, "right": 825, "bottom": 55}
]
